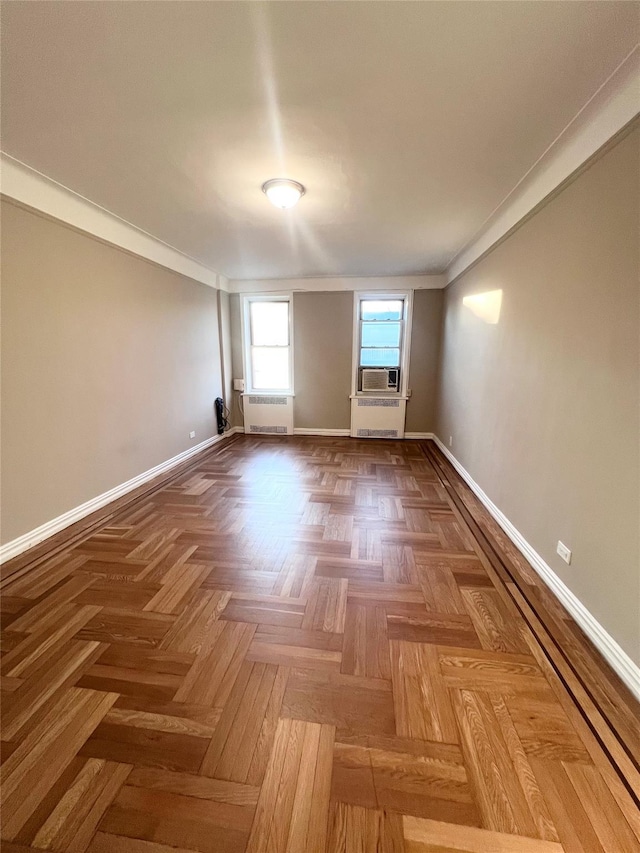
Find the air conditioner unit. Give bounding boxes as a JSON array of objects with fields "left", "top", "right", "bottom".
[{"left": 361, "top": 368, "right": 399, "bottom": 392}]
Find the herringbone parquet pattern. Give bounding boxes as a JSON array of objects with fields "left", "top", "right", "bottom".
[{"left": 1, "top": 436, "right": 639, "bottom": 852}]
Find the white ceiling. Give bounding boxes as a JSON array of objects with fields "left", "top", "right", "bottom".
[{"left": 1, "top": 2, "right": 638, "bottom": 280}]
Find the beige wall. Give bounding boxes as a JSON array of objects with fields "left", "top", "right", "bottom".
[
  {"left": 1, "top": 200, "right": 223, "bottom": 544},
  {"left": 293, "top": 291, "right": 353, "bottom": 430},
  {"left": 436, "top": 128, "right": 640, "bottom": 664},
  {"left": 228, "top": 291, "right": 353, "bottom": 431},
  {"left": 217, "top": 289, "right": 234, "bottom": 427},
  {"left": 229, "top": 294, "right": 244, "bottom": 427},
  {"left": 406, "top": 289, "right": 443, "bottom": 433},
  {"left": 229, "top": 289, "right": 441, "bottom": 432}
]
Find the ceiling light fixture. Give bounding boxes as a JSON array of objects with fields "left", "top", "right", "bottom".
[{"left": 262, "top": 178, "right": 305, "bottom": 209}]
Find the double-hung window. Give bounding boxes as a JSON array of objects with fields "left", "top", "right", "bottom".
[
  {"left": 242, "top": 296, "right": 293, "bottom": 393},
  {"left": 355, "top": 294, "right": 410, "bottom": 394},
  {"left": 360, "top": 299, "right": 403, "bottom": 367}
]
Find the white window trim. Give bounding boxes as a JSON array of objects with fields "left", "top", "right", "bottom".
[
  {"left": 350, "top": 290, "right": 413, "bottom": 398},
  {"left": 241, "top": 292, "right": 294, "bottom": 395}
]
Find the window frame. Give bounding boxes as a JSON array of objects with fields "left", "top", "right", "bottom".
[
  {"left": 351, "top": 291, "right": 413, "bottom": 397},
  {"left": 241, "top": 293, "right": 294, "bottom": 395}
]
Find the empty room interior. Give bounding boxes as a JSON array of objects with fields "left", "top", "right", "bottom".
[{"left": 1, "top": 2, "right": 639, "bottom": 852}]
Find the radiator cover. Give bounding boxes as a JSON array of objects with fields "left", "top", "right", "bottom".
[
  {"left": 243, "top": 395, "right": 294, "bottom": 436},
  {"left": 350, "top": 396, "right": 406, "bottom": 439}
]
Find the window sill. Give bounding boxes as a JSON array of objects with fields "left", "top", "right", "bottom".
[
  {"left": 242, "top": 391, "right": 295, "bottom": 397},
  {"left": 351, "top": 393, "right": 408, "bottom": 400}
]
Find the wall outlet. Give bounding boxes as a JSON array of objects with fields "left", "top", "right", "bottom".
[
  {"left": 557, "top": 541, "right": 572, "bottom": 564},
  {"left": 449, "top": 435, "right": 453, "bottom": 447},
  {"left": 233, "top": 379, "right": 245, "bottom": 392},
  {"left": 189, "top": 431, "right": 196, "bottom": 439}
]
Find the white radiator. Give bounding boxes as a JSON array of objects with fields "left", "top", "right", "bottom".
[
  {"left": 350, "top": 397, "right": 406, "bottom": 439},
  {"left": 243, "top": 395, "right": 294, "bottom": 436}
]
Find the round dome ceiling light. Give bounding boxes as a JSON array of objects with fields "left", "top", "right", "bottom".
[{"left": 262, "top": 178, "right": 305, "bottom": 209}]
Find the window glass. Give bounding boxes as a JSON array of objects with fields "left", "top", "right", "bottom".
[
  {"left": 251, "top": 346, "right": 289, "bottom": 389},
  {"left": 361, "top": 322, "right": 401, "bottom": 348},
  {"left": 359, "top": 298, "right": 403, "bottom": 371},
  {"left": 245, "top": 299, "right": 291, "bottom": 391},
  {"left": 361, "top": 300, "right": 403, "bottom": 321},
  {"left": 360, "top": 348, "right": 400, "bottom": 367},
  {"left": 250, "top": 301, "right": 289, "bottom": 347}
]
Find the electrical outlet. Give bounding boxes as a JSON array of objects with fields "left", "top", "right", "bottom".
[
  {"left": 449, "top": 435, "right": 453, "bottom": 447},
  {"left": 189, "top": 431, "right": 196, "bottom": 439},
  {"left": 233, "top": 379, "right": 245, "bottom": 392},
  {"left": 557, "top": 541, "right": 571, "bottom": 564}
]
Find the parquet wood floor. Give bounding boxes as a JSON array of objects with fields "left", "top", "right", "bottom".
[{"left": 2, "top": 435, "right": 639, "bottom": 852}]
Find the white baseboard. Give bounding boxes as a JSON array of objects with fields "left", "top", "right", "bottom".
[
  {"left": 431, "top": 435, "right": 640, "bottom": 702},
  {"left": 293, "top": 428, "right": 351, "bottom": 437},
  {"left": 293, "top": 430, "right": 435, "bottom": 439},
  {"left": 0, "top": 429, "right": 239, "bottom": 565},
  {"left": 244, "top": 428, "right": 432, "bottom": 440}
]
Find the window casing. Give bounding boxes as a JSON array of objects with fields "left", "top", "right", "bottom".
[
  {"left": 353, "top": 293, "right": 412, "bottom": 395},
  {"left": 242, "top": 295, "right": 293, "bottom": 394}
]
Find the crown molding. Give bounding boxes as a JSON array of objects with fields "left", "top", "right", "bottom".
[
  {"left": 446, "top": 46, "right": 640, "bottom": 284},
  {"left": 228, "top": 274, "right": 446, "bottom": 294},
  {"left": 6, "top": 38, "right": 636, "bottom": 294},
  {"left": 0, "top": 153, "right": 222, "bottom": 289}
]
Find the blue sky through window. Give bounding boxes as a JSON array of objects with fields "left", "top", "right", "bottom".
[
  {"left": 362, "top": 322, "right": 401, "bottom": 347},
  {"left": 359, "top": 299, "right": 403, "bottom": 368},
  {"left": 361, "top": 348, "right": 400, "bottom": 367},
  {"left": 361, "top": 300, "right": 403, "bottom": 321}
]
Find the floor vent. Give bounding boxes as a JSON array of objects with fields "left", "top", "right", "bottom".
[
  {"left": 249, "top": 425, "right": 288, "bottom": 434},
  {"left": 357, "top": 398, "right": 400, "bottom": 408},
  {"left": 247, "top": 396, "right": 288, "bottom": 405},
  {"left": 357, "top": 428, "right": 399, "bottom": 438}
]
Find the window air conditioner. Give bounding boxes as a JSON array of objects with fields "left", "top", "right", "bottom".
[{"left": 361, "top": 368, "right": 399, "bottom": 392}]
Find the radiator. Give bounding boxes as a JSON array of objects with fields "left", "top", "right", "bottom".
[
  {"left": 243, "top": 395, "right": 294, "bottom": 436},
  {"left": 350, "top": 396, "right": 406, "bottom": 439}
]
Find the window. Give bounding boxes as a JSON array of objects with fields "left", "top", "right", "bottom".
[
  {"left": 243, "top": 296, "right": 292, "bottom": 393},
  {"left": 354, "top": 294, "right": 411, "bottom": 394},
  {"left": 359, "top": 299, "right": 403, "bottom": 367}
]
